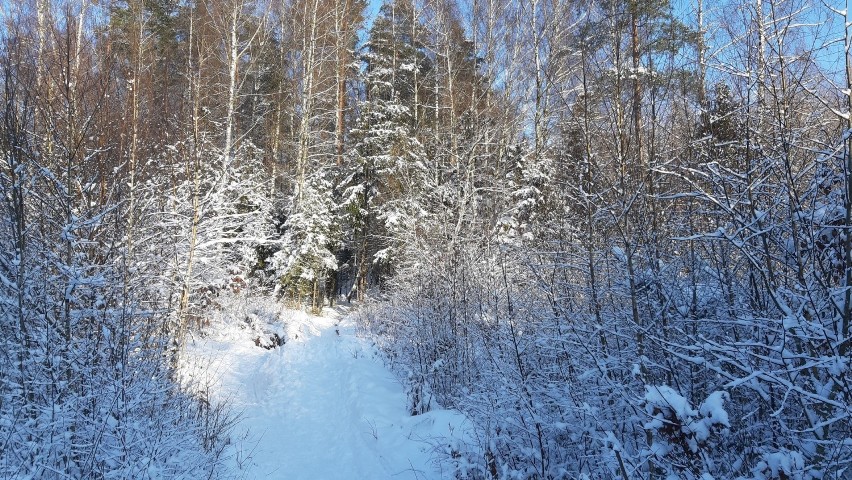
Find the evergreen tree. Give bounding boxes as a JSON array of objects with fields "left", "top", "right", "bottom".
[
  {"left": 341, "top": 0, "right": 430, "bottom": 299},
  {"left": 273, "top": 168, "right": 341, "bottom": 312}
]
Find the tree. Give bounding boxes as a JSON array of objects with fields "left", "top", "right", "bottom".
[
  {"left": 0, "top": 3, "right": 232, "bottom": 476},
  {"left": 341, "top": 0, "right": 431, "bottom": 300}
]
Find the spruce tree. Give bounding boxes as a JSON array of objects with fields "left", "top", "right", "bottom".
[{"left": 342, "top": 0, "right": 430, "bottom": 298}]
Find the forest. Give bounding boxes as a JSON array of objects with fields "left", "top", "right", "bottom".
[{"left": 0, "top": 0, "right": 850, "bottom": 478}]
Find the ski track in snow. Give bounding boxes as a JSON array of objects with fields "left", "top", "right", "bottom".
[{"left": 186, "top": 305, "right": 468, "bottom": 480}]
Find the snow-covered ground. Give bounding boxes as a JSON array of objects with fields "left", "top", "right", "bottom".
[{"left": 183, "top": 302, "right": 470, "bottom": 480}]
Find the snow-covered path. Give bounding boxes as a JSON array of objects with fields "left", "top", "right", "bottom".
[{"left": 186, "top": 305, "right": 468, "bottom": 480}]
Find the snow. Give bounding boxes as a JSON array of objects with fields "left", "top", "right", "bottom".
[
  {"left": 696, "top": 391, "right": 730, "bottom": 439},
  {"left": 184, "top": 304, "right": 470, "bottom": 479},
  {"left": 643, "top": 386, "right": 730, "bottom": 455},
  {"left": 753, "top": 450, "right": 805, "bottom": 480},
  {"left": 644, "top": 385, "right": 697, "bottom": 426}
]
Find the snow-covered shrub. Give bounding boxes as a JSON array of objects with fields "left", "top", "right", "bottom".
[
  {"left": 642, "top": 386, "right": 731, "bottom": 478},
  {"left": 751, "top": 450, "right": 807, "bottom": 480},
  {"left": 0, "top": 85, "right": 236, "bottom": 478},
  {"left": 0, "top": 203, "right": 234, "bottom": 479},
  {"left": 202, "top": 290, "right": 290, "bottom": 349},
  {"left": 358, "top": 239, "right": 647, "bottom": 479}
]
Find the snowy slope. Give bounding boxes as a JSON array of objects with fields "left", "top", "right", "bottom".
[{"left": 184, "top": 303, "right": 470, "bottom": 480}]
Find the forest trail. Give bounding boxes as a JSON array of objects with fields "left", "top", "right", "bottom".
[{"left": 185, "top": 304, "right": 469, "bottom": 480}]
